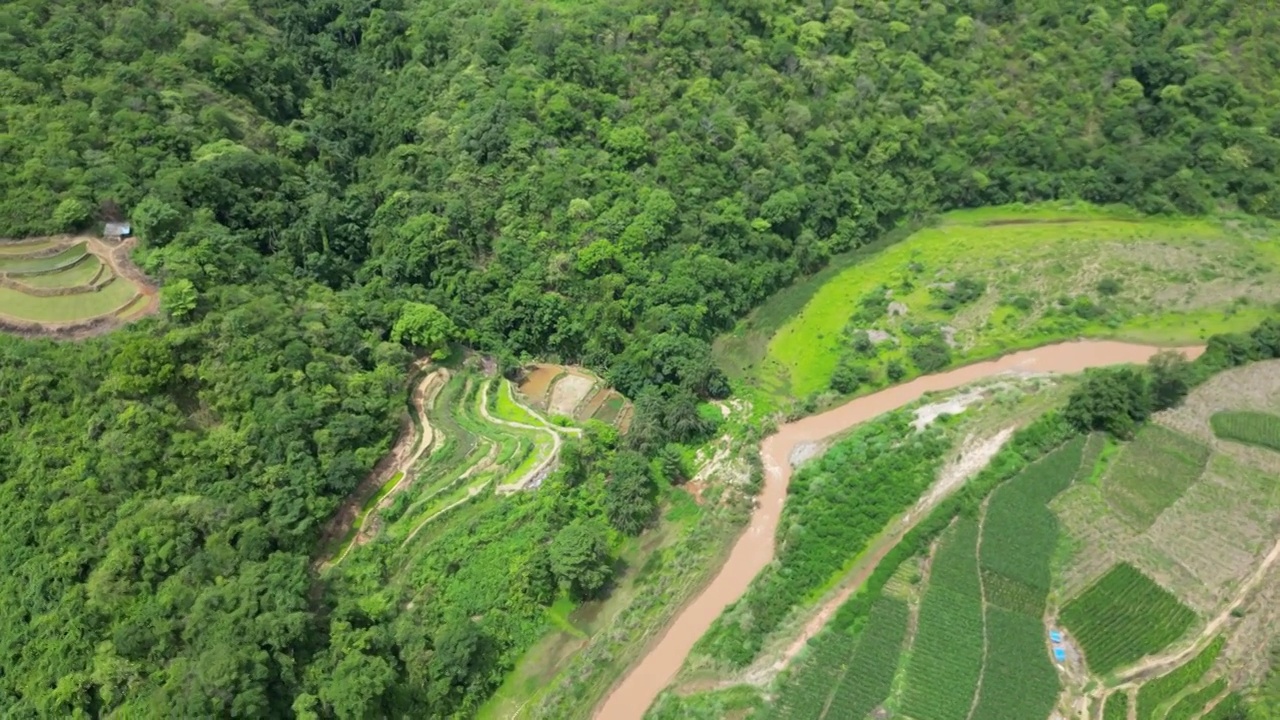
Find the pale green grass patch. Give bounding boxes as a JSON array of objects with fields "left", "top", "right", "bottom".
[
  {"left": 754, "top": 204, "right": 1280, "bottom": 401},
  {"left": 0, "top": 278, "right": 138, "bottom": 322},
  {"left": 0, "top": 243, "right": 87, "bottom": 274},
  {"left": 16, "top": 255, "right": 103, "bottom": 288}
]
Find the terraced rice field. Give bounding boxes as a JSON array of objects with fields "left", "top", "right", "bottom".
[
  {"left": 324, "top": 365, "right": 633, "bottom": 568},
  {"left": 15, "top": 255, "right": 102, "bottom": 288},
  {"left": 0, "top": 235, "right": 156, "bottom": 334},
  {"left": 0, "top": 278, "right": 138, "bottom": 322},
  {"left": 517, "top": 364, "right": 633, "bottom": 428},
  {"left": 0, "top": 242, "right": 87, "bottom": 273},
  {"left": 0, "top": 238, "right": 57, "bottom": 255}
]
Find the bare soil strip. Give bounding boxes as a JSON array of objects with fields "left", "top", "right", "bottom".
[
  {"left": 343, "top": 370, "right": 450, "bottom": 553},
  {"left": 595, "top": 341, "right": 1203, "bottom": 720}
]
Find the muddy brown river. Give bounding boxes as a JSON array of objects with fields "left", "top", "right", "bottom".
[{"left": 593, "top": 340, "right": 1203, "bottom": 720}]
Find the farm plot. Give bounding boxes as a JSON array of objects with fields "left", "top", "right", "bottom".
[
  {"left": 1137, "top": 452, "right": 1276, "bottom": 611},
  {"left": 547, "top": 370, "right": 595, "bottom": 418},
  {"left": 899, "top": 520, "right": 984, "bottom": 720},
  {"left": 981, "top": 437, "right": 1084, "bottom": 596},
  {"left": 1102, "top": 691, "right": 1130, "bottom": 720},
  {"left": 14, "top": 255, "right": 102, "bottom": 288},
  {"left": 1165, "top": 677, "right": 1228, "bottom": 720},
  {"left": 821, "top": 597, "right": 908, "bottom": 720},
  {"left": 768, "top": 630, "right": 850, "bottom": 719},
  {"left": 1211, "top": 410, "right": 1280, "bottom": 452},
  {"left": 1135, "top": 636, "right": 1225, "bottom": 719},
  {"left": 1102, "top": 424, "right": 1211, "bottom": 530},
  {"left": 0, "top": 242, "right": 86, "bottom": 273},
  {"left": 1055, "top": 361, "right": 1280, "bottom": 620},
  {"left": 0, "top": 236, "right": 158, "bottom": 335},
  {"left": 970, "top": 606, "right": 1059, "bottom": 720},
  {"left": 0, "top": 278, "right": 137, "bottom": 322},
  {"left": 516, "top": 364, "right": 632, "bottom": 430},
  {"left": 1059, "top": 563, "right": 1197, "bottom": 675},
  {"left": 1203, "top": 693, "right": 1246, "bottom": 720},
  {"left": 0, "top": 238, "right": 57, "bottom": 255},
  {"left": 964, "top": 439, "right": 1084, "bottom": 720},
  {"left": 769, "top": 597, "right": 908, "bottom": 720}
]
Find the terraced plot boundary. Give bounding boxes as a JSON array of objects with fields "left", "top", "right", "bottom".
[
  {"left": 518, "top": 363, "right": 633, "bottom": 430},
  {"left": 0, "top": 234, "right": 158, "bottom": 337},
  {"left": 316, "top": 362, "right": 611, "bottom": 570}
]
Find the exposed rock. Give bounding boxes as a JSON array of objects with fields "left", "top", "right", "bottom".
[
  {"left": 866, "top": 329, "right": 896, "bottom": 345},
  {"left": 941, "top": 325, "right": 958, "bottom": 347},
  {"left": 888, "top": 301, "right": 909, "bottom": 317},
  {"left": 789, "top": 441, "right": 823, "bottom": 468}
]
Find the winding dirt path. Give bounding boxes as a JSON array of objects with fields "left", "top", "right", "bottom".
[
  {"left": 966, "top": 498, "right": 993, "bottom": 720},
  {"left": 479, "top": 380, "right": 580, "bottom": 493},
  {"left": 594, "top": 341, "right": 1203, "bottom": 720},
  {"left": 313, "top": 365, "right": 445, "bottom": 569},
  {"left": 340, "top": 369, "right": 450, "bottom": 555}
]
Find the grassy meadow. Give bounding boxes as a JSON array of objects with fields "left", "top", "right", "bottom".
[{"left": 718, "top": 203, "right": 1280, "bottom": 405}]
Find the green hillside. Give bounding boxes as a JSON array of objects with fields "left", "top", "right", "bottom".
[{"left": 3, "top": 0, "right": 1280, "bottom": 717}]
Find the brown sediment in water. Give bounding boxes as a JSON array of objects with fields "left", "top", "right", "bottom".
[
  {"left": 517, "top": 364, "right": 561, "bottom": 408},
  {"left": 593, "top": 340, "right": 1204, "bottom": 720}
]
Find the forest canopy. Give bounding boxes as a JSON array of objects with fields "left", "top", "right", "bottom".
[{"left": 3, "top": 0, "right": 1280, "bottom": 716}]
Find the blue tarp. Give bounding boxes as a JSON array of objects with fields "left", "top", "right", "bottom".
[
  {"left": 1050, "top": 631, "right": 1063, "bottom": 642},
  {"left": 1053, "top": 648, "right": 1067, "bottom": 661}
]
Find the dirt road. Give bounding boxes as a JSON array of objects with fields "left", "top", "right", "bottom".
[
  {"left": 594, "top": 341, "right": 1203, "bottom": 720},
  {"left": 479, "top": 380, "right": 579, "bottom": 493}
]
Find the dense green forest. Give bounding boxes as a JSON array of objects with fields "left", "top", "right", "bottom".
[{"left": 4, "top": 0, "right": 1280, "bottom": 716}]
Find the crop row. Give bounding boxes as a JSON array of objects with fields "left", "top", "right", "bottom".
[
  {"left": 1136, "top": 636, "right": 1225, "bottom": 719},
  {"left": 770, "top": 597, "right": 910, "bottom": 720},
  {"left": 1165, "top": 677, "right": 1228, "bottom": 720},
  {"left": 900, "top": 520, "right": 984, "bottom": 720},
  {"left": 899, "top": 440, "right": 1090, "bottom": 720},
  {"left": 1102, "top": 425, "right": 1210, "bottom": 530},
  {"left": 1102, "top": 691, "right": 1130, "bottom": 720},
  {"left": 821, "top": 597, "right": 909, "bottom": 720},
  {"left": 1203, "top": 692, "right": 1246, "bottom": 720},
  {"left": 1060, "top": 562, "right": 1197, "bottom": 675},
  {"left": 770, "top": 629, "right": 852, "bottom": 720},
  {"left": 1211, "top": 410, "right": 1280, "bottom": 453},
  {"left": 980, "top": 437, "right": 1084, "bottom": 593},
  {"left": 927, "top": 518, "right": 981, "bottom": 596},
  {"left": 970, "top": 606, "right": 1059, "bottom": 720}
]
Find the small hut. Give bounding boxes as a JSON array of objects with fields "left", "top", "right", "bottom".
[{"left": 104, "top": 222, "right": 132, "bottom": 241}]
